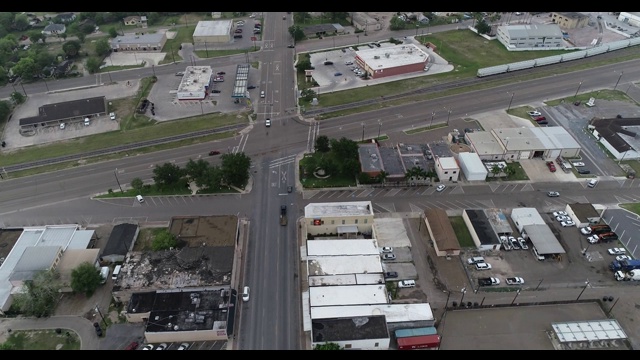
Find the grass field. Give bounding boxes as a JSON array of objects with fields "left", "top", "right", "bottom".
[{"left": 1, "top": 329, "right": 81, "bottom": 350}]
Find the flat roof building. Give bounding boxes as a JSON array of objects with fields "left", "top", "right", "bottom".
[
  {"left": 304, "top": 201, "right": 374, "bottom": 236},
  {"left": 110, "top": 32, "right": 167, "bottom": 52},
  {"left": 354, "top": 44, "right": 429, "bottom": 79},
  {"left": 193, "top": 20, "right": 232, "bottom": 44},
  {"left": 176, "top": 66, "right": 214, "bottom": 101},
  {"left": 496, "top": 24, "right": 564, "bottom": 50}
]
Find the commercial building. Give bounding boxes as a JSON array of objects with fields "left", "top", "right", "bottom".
[
  {"left": 354, "top": 44, "right": 429, "bottom": 79},
  {"left": 617, "top": 12, "right": 640, "bottom": 27},
  {"left": 434, "top": 156, "right": 459, "bottom": 182},
  {"left": 588, "top": 118, "right": 640, "bottom": 161},
  {"left": 563, "top": 203, "right": 602, "bottom": 228},
  {"left": 18, "top": 96, "right": 108, "bottom": 132},
  {"left": 110, "top": 32, "right": 167, "bottom": 52},
  {"left": 193, "top": 20, "right": 233, "bottom": 44},
  {"left": 304, "top": 201, "right": 374, "bottom": 237},
  {"left": 496, "top": 24, "right": 564, "bottom": 50},
  {"left": 457, "top": 152, "right": 488, "bottom": 181},
  {"left": 511, "top": 208, "right": 565, "bottom": 256},
  {"left": 463, "top": 209, "right": 507, "bottom": 251},
  {"left": 424, "top": 208, "right": 460, "bottom": 257},
  {"left": 176, "top": 66, "right": 214, "bottom": 100},
  {"left": 551, "top": 12, "right": 590, "bottom": 29}
]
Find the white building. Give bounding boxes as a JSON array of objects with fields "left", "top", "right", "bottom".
[
  {"left": 511, "top": 207, "right": 546, "bottom": 233},
  {"left": 496, "top": 24, "right": 564, "bottom": 50},
  {"left": 304, "top": 201, "right": 374, "bottom": 236},
  {"left": 193, "top": 20, "right": 233, "bottom": 44},
  {"left": 176, "top": 66, "right": 214, "bottom": 100},
  {"left": 434, "top": 156, "right": 459, "bottom": 182},
  {"left": 457, "top": 152, "right": 488, "bottom": 181},
  {"left": 511, "top": 208, "right": 565, "bottom": 256},
  {"left": 110, "top": 32, "right": 167, "bottom": 52},
  {"left": 618, "top": 12, "right": 640, "bottom": 27}
]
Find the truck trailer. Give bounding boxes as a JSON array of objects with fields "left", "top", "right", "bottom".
[
  {"left": 397, "top": 334, "right": 440, "bottom": 350},
  {"left": 609, "top": 259, "right": 640, "bottom": 272},
  {"left": 614, "top": 269, "right": 640, "bottom": 281}
]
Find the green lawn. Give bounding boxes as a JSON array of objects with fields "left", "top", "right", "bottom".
[
  {"left": 450, "top": 216, "right": 473, "bottom": 247},
  {"left": 1, "top": 329, "right": 81, "bottom": 350},
  {"left": 619, "top": 203, "right": 640, "bottom": 216}
]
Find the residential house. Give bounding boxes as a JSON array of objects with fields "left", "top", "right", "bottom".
[
  {"left": 42, "top": 24, "right": 66, "bottom": 36},
  {"left": 56, "top": 12, "right": 76, "bottom": 23},
  {"left": 124, "top": 16, "right": 142, "bottom": 26}
]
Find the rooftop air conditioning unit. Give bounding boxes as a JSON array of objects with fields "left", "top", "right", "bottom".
[
  {"left": 374, "top": 55, "right": 380, "bottom": 59},
  {"left": 385, "top": 53, "right": 390, "bottom": 58}
]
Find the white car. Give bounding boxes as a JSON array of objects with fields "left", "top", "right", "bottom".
[
  {"left": 109, "top": 112, "right": 116, "bottom": 120},
  {"left": 397, "top": 280, "right": 416, "bottom": 288},
  {"left": 508, "top": 236, "right": 520, "bottom": 250},
  {"left": 265, "top": 119, "right": 271, "bottom": 127},
  {"left": 580, "top": 227, "right": 592, "bottom": 235},
  {"left": 177, "top": 343, "right": 190, "bottom": 350},
  {"left": 142, "top": 344, "right": 154, "bottom": 350},
  {"left": 587, "top": 235, "right": 599, "bottom": 244},
  {"left": 556, "top": 215, "right": 570, "bottom": 222},
  {"left": 436, "top": 184, "right": 446, "bottom": 192},
  {"left": 381, "top": 246, "right": 393, "bottom": 253},
  {"left": 561, "top": 220, "right": 575, "bottom": 227},
  {"left": 608, "top": 248, "right": 626, "bottom": 255},
  {"left": 59, "top": 123, "right": 66, "bottom": 130},
  {"left": 572, "top": 162, "right": 585, "bottom": 167},
  {"left": 616, "top": 255, "right": 632, "bottom": 261},
  {"left": 527, "top": 111, "right": 542, "bottom": 117},
  {"left": 382, "top": 253, "right": 396, "bottom": 260},
  {"left": 505, "top": 277, "right": 524, "bottom": 285},
  {"left": 517, "top": 237, "right": 528, "bottom": 250},
  {"left": 475, "top": 262, "right": 492, "bottom": 270},
  {"left": 553, "top": 211, "right": 568, "bottom": 217},
  {"left": 344, "top": 61, "right": 353, "bottom": 65},
  {"left": 155, "top": 343, "right": 167, "bottom": 350}
]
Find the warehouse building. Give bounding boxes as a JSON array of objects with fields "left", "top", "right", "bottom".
[
  {"left": 193, "top": 20, "right": 233, "bottom": 44},
  {"left": 354, "top": 44, "right": 429, "bottom": 79},
  {"left": 496, "top": 24, "right": 564, "bottom": 50},
  {"left": 457, "top": 152, "right": 488, "bottom": 181}
]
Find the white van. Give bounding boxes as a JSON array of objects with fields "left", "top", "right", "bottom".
[
  {"left": 99, "top": 266, "right": 110, "bottom": 284},
  {"left": 467, "top": 256, "right": 485, "bottom": 265},
  {"left": 112, "top": 265, "right": 122, "bottom": 280},
  {"left": 587, "top": 179, "right": 598, "bottom": 188},
  {"left": 136, "top": 195, "right": 144, "bottom": 203},
  {"left": 242, "top": 286, "right": 250, "bottom": 302},
  {"left": 532, "top": 246, "right": 545, "bottom": 261},
  {"left": 398, "top": 280, "right": 416, "bottom": 288}
]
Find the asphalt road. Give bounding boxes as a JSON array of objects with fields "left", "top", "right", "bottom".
[{"left": 2, "top": 14, "right": 640, "bottom": 350}]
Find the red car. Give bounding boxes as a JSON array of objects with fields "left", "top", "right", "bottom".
[
  {"left": 534, "top": 116, "right": 546, "bottom": 122},
  {"left": 209, "top": 150, "right": 221, "bottom": 156},
  {"left": 546, "top": 161, "right": 556, "bottom": 172},
  {"left": 124, "top": 341, "right": 139, "bottom": 350}
]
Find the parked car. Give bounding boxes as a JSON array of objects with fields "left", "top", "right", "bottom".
[
  {"left": 478, "top": 277, "right": 500, "bottom": 286},
  {"left": 608, "top": 248, "right": 626, "bottom": 255},
  {"left": 60, "top": 123, "right": 66, "bottom": 130},
  {"left": 175, "top": 71, "right": 184, "bottom": 76},
  {"left": 505, "top": 277, "right": 524, "bottom": 285},
  {"left": 381, "top": 246, "right": 393, "bottom": 253},
  {"left": 577, "top": 169, "right": 591, "bottom": 174},
  {"left": 334, "top": 72, "right": 342, "bottom": 76},
  {"left": 467, "top": 256, "right": 485, "bottom": 265},
  {"left": 382, "top": 253, "right": 396, "bottom": 260},
  {"left": 616, "top": 255, "right": 632, "bottom": 262},
  {"left": 234, "top": 28, "right": 243, "bottom": 33},
  {"left": 500, "top": 235, "right": 512, "bottom": 250},
  {"left": 553, "top": 211, "right": 568, "bottom": 217},
  {"left": 572, "top": 162, "right": 585, "bottom": 167},
  {"left": 580, "top": 227, "right": 592, "bottom": 235},
  {"left": 547, "top": 191, "right": 560, "bottom": 197},
  {"left": 509, "top": 236, "right": 520, "bottom": 250},
  {"left": 527, "top": 111, "right": 542, "bottom": 117},
  {"left": 177, "top": 343, "right": 190, "bottom": 350},
  {"left": 556, "top": 215, "right": 570, "bottom": 222},
  {"left": 155, "top": 343, "right": 167, "bottom": 351},
  {"left": 537, "top": 120, "right": 548, "bottom": 125},
  {"left": 561, "top": 220, "right": 576, "bottom": 227},
  {"left": 142, "top": 344, "right": 154, "bottom": 350},
  {"left": 533, "top": 116, "right": 547, "bottom": 121},
  {"left": 323, "top": 61, "right": 333, "bottom": 65},
  {"left": 124, "top": 341, "right": 139, "bottom": 350},
  {"left": 212, "top": 90, "right": 221, "bottom": 94},
  {"left": 217, "top": 71, "right": 226, "bottom": 75},
  {"left": 546, "top": 161, "right": 556, "bottom": 172},
  {"left": 287, "top": 44, "right": 295, "bottom": 48},
  {"left": 587, "top": 235, "right": 600, "bottom": 244},
  {"left": 436, "top": 184, "right": 446, "bottom": 192},
  {"left": 397, "top": 280, "right": 416, "bottom": 288},
  {"left": 345, "top": 61, "right": 354, "bottom": 65},
  {"left": 213, "top": 76, "right": 224, "bottom": 82},
  {"left": 247, "top": 85, "right": 257, "bottom": 89},
  {"left": 475, "top": 262, "right": 492, "bottom": 270},
  {"left": 517, "top": 237, "right": 528, "bottom": 250},
  {"left": 384, "top": 271, "right": 399, "bottom": 279}
]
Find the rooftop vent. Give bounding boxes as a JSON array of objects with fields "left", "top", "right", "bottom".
[
  {"left": 385, "top": 53, "right": 390, "bottom": 58},
  {"left": 374, "top": 55, "right": 380, "bottom": 59}
]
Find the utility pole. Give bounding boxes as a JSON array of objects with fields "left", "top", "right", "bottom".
[
  {"left": 614, "top": 71, "right": 623, "bottom": 91},
  {"left": 361, "top": 122, "right": 365, "bottom": 142},
  {"left": 507, "top": 92, "right": 515, "bottom": 111},
  {"left": 114, "top": 168, "right": 123, "bottom": 193},
  {"left": 95, "top": 305, "right": 108, "bottom": 327}
]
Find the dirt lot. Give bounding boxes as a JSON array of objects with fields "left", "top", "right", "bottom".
[{"left": 168, "top": 215, "right": 238, "bottom": 247}]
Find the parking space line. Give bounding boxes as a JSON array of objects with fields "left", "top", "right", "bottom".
[
  {"left": 385, "top": 189, "right": 401, "bottom": 197},
  {"left": 358, "top": 189, "right": 375, "bottom": 197},
  {"left": 434, "top": 201, "right": 456, "bottom": 210}
]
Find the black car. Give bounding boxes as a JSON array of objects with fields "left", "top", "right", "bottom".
[
  {"left": 217, "top": 71, "right": 226, "bottom": 75},
  {"left": 478, "top": 278, "right": 493, "bottom": 286},
  {"left": 247, "top": 85, "right": 256, "bottom": 89},
  {"left": 384, "top": 271, "right": 398, "bottom": 279},
  {"left": 93, "top": 322, "right": 103, "bottom": 337},
  {"left": 287, "top": 44, "right": 295, "bottom": 48},
  {"left": 323, "top": 61, "right": 333, "bottom": 65},
  {"left": 209, "top": 150, "right": 221, "bottom": 156},
  {"left": 212, "top": 90, "right": 221, "bottom": 93},
  {"left": 577, "top": 169, "right": 590, "bottom": 174}
]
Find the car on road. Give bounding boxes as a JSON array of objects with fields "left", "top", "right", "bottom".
[
  {"left": 93, "top": 322, "right": 102, "bottom": 336},
  {"left": 124, "top": 341, "right": 139, "bottom": 350},
  {"left": 587, "top": 179, "right": 598, "bottom": 188},
  {"left": 382, "top": 253, "right": 396, "bottom": 260},
  {"left": 155, "top": 343, "right": 167, "bottom": 350},
  {"left": 572, "top": 162, "right": 585, "bottom": 167},
  {"left": 553, "top": 211, "right": 568, "bottom": 217},
  {"left": 212, "top": 90, "right": 221, "bottom": 93},
  {"left": 547, "top": 191, "right": 560, "bottom": 197},
  {"left": 248, "top": 85, "right": 256, "bottom": 89},
  {"left": 475, "top": 262, "right": 492, "bottom": 270},
  {"left": 505, "top": 277, "right": 524, "bottom": 285},
  {"left": 527, "top": 111, "right": 542, "bottom": 117},
  {"left": 517, "top": 237, "right": 528, "bottom": 250},
  {"left": 209, "top": 150, "right": 221, "bottom": 156},
  {"left": 436, "top": 184, "right": 446, "bottom": 192},
  {"left": 265, "top": 119, "right": 271, "bottom": 127},
  {"left": 381, "top": 246, "right": 393, "bottom": 253},
  {"left": 384, "top": 271, "right": 399, "bottom": 279},
  {"left": 577, "top": 169, "right": 591, "bottom": 174},
  {"left": 397, "top": 280, "right": 416, "bottom": 288},
  {"left": 287, "top": 44, "right": 295, "bottom": 48},
  {"left": 608, "top": 248, "right": 626, "bottom": 255},
  {"left": 533, "top": 116, "right": 547, "bottom": 121},
  {"left": 260, "top": 90, "right": 265, "bottom": 98},
  {"left": 217, "top": 71, "right": 226, "bottom": 75},
  {"left": 177, "top": 343, "right": 190, "bottom": 350},
  {"left": 59, "top": 123, "right": 65, "bottom": 130},
  {"left": 546, "top": 161, "right": 556, "bottom": 172},
  {"left": 334, "top": 72, "right": 342, "bottom": 76},
  {"left": 345, "top": 61, "right": 354, "bottom": 65},
  {"left": 213, "top": 76, "right": 224, "bottom": 82},
  {"left": 287, "top": 185, "right": 293, "bottom": 193},
  {"left": 561, "top": 220, "right": 576, "bottom": 227},
  {"left": 175, "top": 71, "right": 184, "bottom": 76},
  {"left": 323, "top": 61, "right": 334, "bottom": 65},
  {"left": 508, "top": 236, "right": 520, "bottom": 250},
  {"left": 478, "top": 277, "right": 500, "bottom": 286},
  {"left": 616, "top": 255, "right": 632, "bottom": 262}
]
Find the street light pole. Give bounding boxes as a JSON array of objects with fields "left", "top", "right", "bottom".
[
  {"left": 357, "top": 34, "right": 360, "bottom": 46},
  {"left": 510, "top": 289, "right": 521, "bottom": 305},
  {"left": 430, "top": 111, "right": 435, "bottom": 128},
  {"left": 614, "top": 71, "right": 623, "bottom": 91},
  {"left": 377, "top": 120, "right": 382, "bottom": 139},
  {"left": 361, "top": 122, "right": 365, "bottom": 142},
  {"left": 460, "top": 287, "right": 467, "bottom": 304},
  {"left": 95, "top": 305, "right": 108, "bottom": 327},
  {"left": 446, "top": 108, "right": 452, "bottom": 126},
  {"left": 416, "top": 24, "right": 419, "bottom": 36},
  {"left": 574, "top": 81, "right": 583, "bottom": 99},
  {"left": 151, "top": 64, "right": 156, "bottom": 77},
  {"left": 576, "top": 280, "right": 590, "bottom": 301},
  {"left": 114, "top": 168, "right": 123, "bottom": 193},
  {"left": 507, "top": 92, "right": 515, "bottom": 111},
  {"left": 535, "top": 278, "right": 544, "bottom": 291}
]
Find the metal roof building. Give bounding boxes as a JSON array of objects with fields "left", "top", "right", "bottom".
[
  {"left": 193, "top": 20, "right": 232, "bottom": 44},
  {"left": 457, "top": 152, "right": 488, "bottom": 181},
  {"left": 496, "top": 24, "right": 564, "bottom": 49}
]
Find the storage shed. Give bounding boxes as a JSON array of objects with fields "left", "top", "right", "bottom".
[{"left": 457, "top": 152, "right": 488, "bottom": 181}]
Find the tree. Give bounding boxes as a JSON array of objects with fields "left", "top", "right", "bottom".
[
  {"left": 13, "top": 14, "right": 29, "bottom": 31},
  {"left": 152, "top": 162, "right": 185, "bottom": 190},
  {"left": 77, "top": 32, "right": 86, "bottom": 43},
  {"left": 475, "top": 18, "right": 491, "bottom": 35},
  {"left": 185, "top": 158, "right": 210, "bottom": 185},
  {"left": 85, "top": 56, "right": 102, "bottom": 74},
  {"left": 27, "top": 30, "right": 45, "bottom": 44},
  {"left": 80, "top": 22, "right": 96, "bottom": 35},
  {"left": 152, "top": 229, "right": 178, "bottom": 251},
  {"left": 131, "top": 177, "right": 144, "bottom": 192},
  {"left": 201, "top": 166, "right": 223, "bottom": 191},
  {"left": 59, "top": 33, "right": 67, "bottom": 41},
  {"left": 70, "top": 262, "right": 103, "bottom": 297},
  {"left": 314, "top": 342, "right": 342, "bottom": 350},
  {"left": 293, "top": 12, "right": 311, "bottom": 24},
  {"left": 491, "top": 164, "right": 502, "bottom": 177},
  {"left": 10, "top": 92, "right": 25, "bottom": 105},
  {"left": 295, "top": 57, "right": 313, "bottom": 71},
  {"left": 34, "top": 51, "right": 55, "bottom": 69},
  {"left": 94, "top": 38, "right": 111, "bottom": 57},
  {"left": 389, "top": 16, "right": 407, "bottom": 31},
  {"left": 287, "top": 25, "right": 305, "bottom": 43},
  {"left": 329, "top": 137, "right": 358, "bottom": 160},
  {"left": 11, "top": 57, "right": 38, "bottom": 80},
  {"left": 220, "top": 152, "right": 251, "bottom": 188},
  {"left": 0, "top": 37, "right": 17, "bottom": 55},
  {"left": 108, "top": 27, "right": 118, "bottom": 38},
  {"left": 11, "top": 269, "right": 61, "bottom": 317},
  {"left": 0, "top": 100, "right": 11, "bottom": 122},
  {"left": 0, "top": 12, "right": 15, "bottom": 32},
  {"left": 62, "top": 40, "right": 82, "bottom": 58},
  {"left": 315, "top": 135, "right": 330, "bottom": 153},
  {"left": 504, "top": 165, "right": 516, "bottom": 177}
]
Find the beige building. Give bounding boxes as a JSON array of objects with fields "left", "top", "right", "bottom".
[
  {"left": 193, "top": 20, "right": 233, "bottom": 44},
  {"left": 424, "top": 209, "right": 460, "bottom": 257},
  {"left": 434, "top": 156, "right": 460, "bottom": 182},
  {"left": 304, "top": 201, "right": 374, "bottom": 237},
  {"left": 551, "top": 12, "right": 589, "bottom": 29},
  {"left": 110, "top": 32, "right": 167, "bottom": 52}
]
